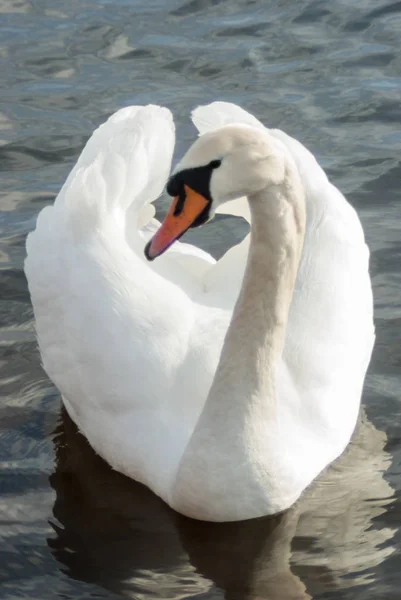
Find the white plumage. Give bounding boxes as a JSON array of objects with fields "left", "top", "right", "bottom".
[{"left": 25, "top": 102, "right": 374, "bottom": 521}]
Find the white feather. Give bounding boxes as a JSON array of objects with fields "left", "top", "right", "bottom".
[{"left": 25, "top": 102, "right": 374, "bottom": 521}]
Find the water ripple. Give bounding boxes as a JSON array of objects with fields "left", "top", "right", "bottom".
[{"left": 1, "top": 0, "right": 401, "bottom": 598}]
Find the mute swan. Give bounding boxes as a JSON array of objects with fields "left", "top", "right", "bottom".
[{"left": 25, "top": 102, "right": 374, "bottom": 522}]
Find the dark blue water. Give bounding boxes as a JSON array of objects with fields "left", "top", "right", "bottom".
[{"left": 1, "top": 0, "right": 401, "bottom": 598}]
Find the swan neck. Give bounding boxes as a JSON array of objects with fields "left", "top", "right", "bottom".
[
  {"left": 172, "top": 161, "right": 306, "bottom": 520},
  {"left": 212, "top": 165, "right": 306, "bottom": 405}
]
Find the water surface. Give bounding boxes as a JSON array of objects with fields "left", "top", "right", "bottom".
[{"left": 1, "top": 0, "right": 401, "bottom": 598}]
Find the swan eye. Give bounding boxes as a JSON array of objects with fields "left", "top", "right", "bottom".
[{"left": 209, "top": 159, "right": 221, "bottom": 169}]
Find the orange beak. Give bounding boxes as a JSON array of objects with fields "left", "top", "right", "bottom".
[{"left": 144, "top": 185, "right": 209, "bottom": 261}]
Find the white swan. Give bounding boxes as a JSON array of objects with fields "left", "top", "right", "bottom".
[{"left": 25, "top": 102, "right": 374, "bottom": 522}]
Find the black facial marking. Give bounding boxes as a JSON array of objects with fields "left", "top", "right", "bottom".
[
  {"left": 166, "top": 159, "right": 221, "bottom": 226},
  {"left": 173, "top": 187, "right": 186, "bottom": 217}
]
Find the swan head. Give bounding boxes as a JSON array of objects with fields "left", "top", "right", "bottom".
[{"left": 145, "top": 124, "right": 285, "bottom": 261}]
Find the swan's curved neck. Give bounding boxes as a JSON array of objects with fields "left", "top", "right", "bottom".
[
  {"left": 172, "top": 159, "right": 306, "bottom": 520},
  {"left": 210, "top": 164, "right": 306, "bottom": 410}
]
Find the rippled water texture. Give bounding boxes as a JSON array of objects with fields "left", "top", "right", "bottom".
[{"left": 1, "top": 0, "right": 401, "bottom": 598}]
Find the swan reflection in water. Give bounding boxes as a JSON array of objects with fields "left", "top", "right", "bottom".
[{"left": 48, "top": 408, "right": 395, "bottom": 599}]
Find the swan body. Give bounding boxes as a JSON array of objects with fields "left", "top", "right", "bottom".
[{"left": 25, "top": 102, "right": 374, "bottom": 521}]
